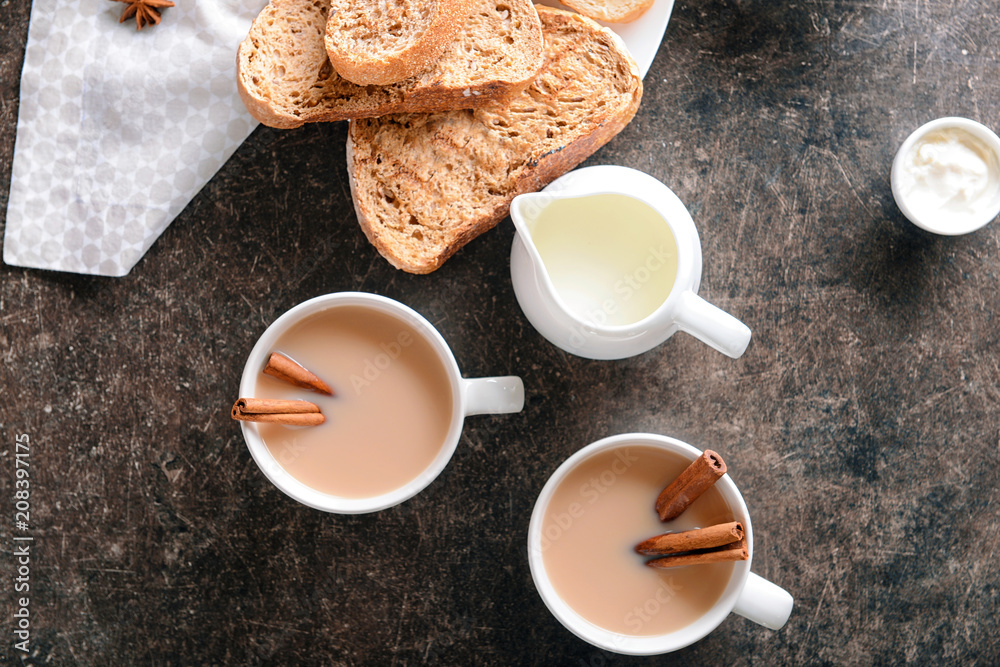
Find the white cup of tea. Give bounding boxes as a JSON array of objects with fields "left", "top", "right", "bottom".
[
  {"left": 527, "top": 433, "right": 793, "bottom": 654},
  {"left": 239, "top": 292, "right": 525, "bottom": 513}
]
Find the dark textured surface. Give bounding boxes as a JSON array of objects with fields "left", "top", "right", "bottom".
[{"left": 2, "top": 0, "right": 1000, "bottom": 664}]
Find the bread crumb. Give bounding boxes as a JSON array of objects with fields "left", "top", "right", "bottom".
[{"left": 463, "top": 88, "right": 472, "bottom": 96}]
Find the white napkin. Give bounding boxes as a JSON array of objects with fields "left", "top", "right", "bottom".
[{"left": 3, "top": 0, "right": 264, "bottom": 276}]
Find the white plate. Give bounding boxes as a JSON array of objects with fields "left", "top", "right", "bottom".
[{"left": 535, "top": 0, "right": 675, "bottom": 78}]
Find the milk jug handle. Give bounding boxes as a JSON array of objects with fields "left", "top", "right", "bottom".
[{"left": 674, "top": 291, "right": 751, "bottom": 359}]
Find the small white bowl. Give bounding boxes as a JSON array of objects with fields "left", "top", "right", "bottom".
[{"left": 891, "top": 117, "right": 1000, "bottom": 235}]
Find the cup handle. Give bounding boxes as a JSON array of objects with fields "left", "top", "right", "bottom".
[
  {"left": 674, "top": 290, "right": 752, "bottom": 358},
  {"left": 732, "top": 572, "right": 794, "bottom": 630},
  {"left": 463, "top": 377, "right": 525, "bottom": 416}
]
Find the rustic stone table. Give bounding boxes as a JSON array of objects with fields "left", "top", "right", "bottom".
[{"left": 2, "top": 0, "right": 999, "bottom": 663}]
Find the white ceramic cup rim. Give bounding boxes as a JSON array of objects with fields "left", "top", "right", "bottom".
[
  {"left": 890, "top": 116, "right": 1000, "bottom": 235},
  {"left": 527, "top": 433, "right": 753, "bottom": 655},
  {"left": 239, "top": 292, "right": 466, "bottom": 514}
]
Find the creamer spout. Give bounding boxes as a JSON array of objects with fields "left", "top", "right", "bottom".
[{"left": 509, "top": 192, "right": 551, "bottom": 243}]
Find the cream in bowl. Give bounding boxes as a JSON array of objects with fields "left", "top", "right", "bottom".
[
  {"left": 891, "top": 117, "right": 1000, "bottom": 235},
  {"left": 527, "top": 434, "right": 793, "bottom": 654},
  {"left": 239, "top": 292, "right": 524, "bottom": 513}
]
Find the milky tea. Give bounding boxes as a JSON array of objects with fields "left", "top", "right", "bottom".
[
  {"left": 540, "top": 446, "right": 736, "bottom": 636},
  {"left": 254, "top": 306, "right": 454, "bottom": 498}
]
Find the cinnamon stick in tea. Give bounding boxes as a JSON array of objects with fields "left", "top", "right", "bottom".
[
  {"left": 231, "top": 398, "right": 325, "bottom": 426},
  {"left": 635, "top": 521, "right": 744, "bottom": 556},
  {"left": 655, "top": 450, "right": 727, "bottom": 521},
  {"left": 263, "top": 352, "right": 333, "bottom": 395},
  {"left": 646, "top": 538, "right": 748, "bottom": 570}
]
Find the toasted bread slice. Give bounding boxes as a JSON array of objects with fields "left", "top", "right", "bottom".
[
  {"left": 325, "top": 0, "right": 478, "bottom": 85},
  {"left": 346, "top": 6, "right": 642, "bottom": 274},
  {"left": 237, "top": 0, "right": 544, "bottom": 129},
  {"left": 557, "top": 0, "right": 653, "bottom": 23}
]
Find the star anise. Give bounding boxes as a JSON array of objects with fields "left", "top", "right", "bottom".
[{"left": 112, "top": 0, "right": 176, "bottom": 31}]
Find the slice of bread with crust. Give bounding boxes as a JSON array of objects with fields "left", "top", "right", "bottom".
[
  {"left": 237, "top": 0, "right": 544, "bottom": 129},
  {"left": 325, "top": 0, "right": 478, "bottom": 86},
  {"left": 346, "top": 5, "right": 643, "bottom": 274},
  {"left": 557, "top": 0, "right": 653, "bottom": 23}
]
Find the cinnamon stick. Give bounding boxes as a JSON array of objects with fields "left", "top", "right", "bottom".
[
  {"left": 231, "top": 398, "right": 325, "bottom": 426},
  {"left": 635, "top": 521, "right": 744, "bottom": 556},
  {"left": 655, "top": 450, "right": 727, "bottom": 521},
  {"left": 234, "top": 398, "right": 320, "bottom": 414},
  {"left": 233, "top": 412, "right": 326, "bottom": 426},
  {"left": 263, "top": 352, "right": 333, "bottom": 395},
  {"left": 646, "top": 538, "right": 748, "bottom": 570}
]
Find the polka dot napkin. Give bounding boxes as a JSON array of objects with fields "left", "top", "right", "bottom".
[{"left": 3, "top": 0, "right": 264, "bottom": 276}]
